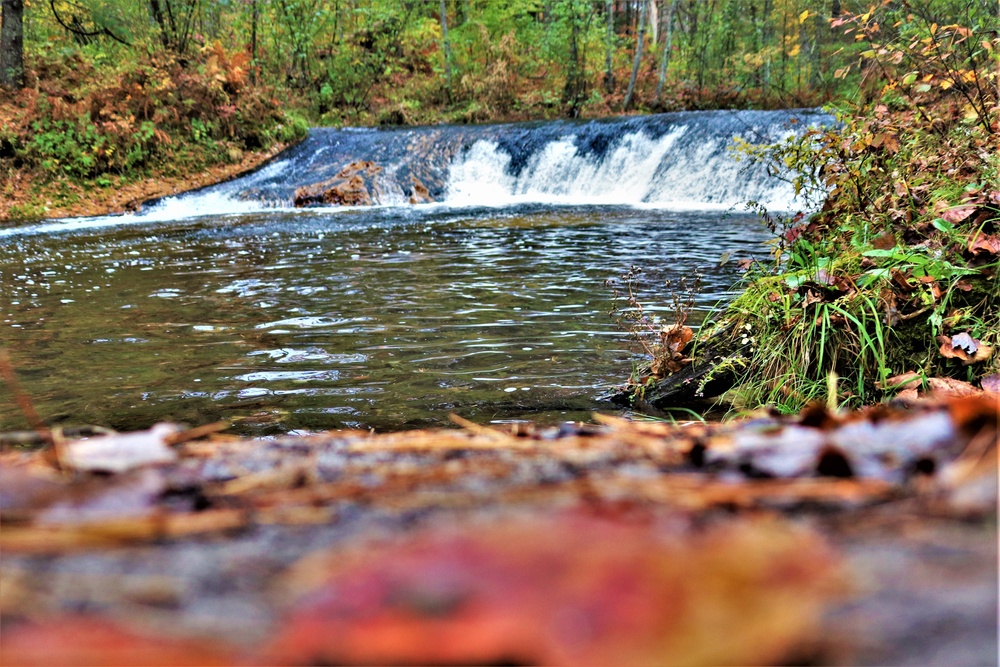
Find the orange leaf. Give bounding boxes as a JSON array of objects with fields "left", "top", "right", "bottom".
[
  {"left": 0, "top": 616, "right": 235, "bottom": 666},
  {"left": 267, "top": 516, "right": 841, "bottom": 667},
  {"left": 937, "top": 334, "right": 994, "bottom": 365}
]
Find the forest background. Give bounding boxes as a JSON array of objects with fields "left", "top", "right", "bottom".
[{"left": 0, "top": 0, "right": 991, "bottom": 222}]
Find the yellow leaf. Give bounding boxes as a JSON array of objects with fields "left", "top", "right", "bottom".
[
  {"left": 939, "top": 79, "right": 953, "bottom": 90},
  {"left": 799, "top": 10, "right": 810, "bottom": 23},
  {"left": 788, "top": 44, "right": 801, "bottom": 57},
  {"left": 930, "top": 23, "right": 938, "bottom": 35}
]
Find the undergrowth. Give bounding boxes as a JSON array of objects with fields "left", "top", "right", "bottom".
[{"left": 0, "top": 44, "right": 307, "bottom": 220}]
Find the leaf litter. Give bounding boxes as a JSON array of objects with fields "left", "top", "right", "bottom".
[{"left": 0, "top": 395, "right": 996, "bottom": 665}]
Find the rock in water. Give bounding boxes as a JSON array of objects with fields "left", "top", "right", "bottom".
[
  {"left": 294, "top": 161, "right": 384, "bottom": 207},
  {"left": 409, "top": 175, "right": 434, "bottom": 204}
]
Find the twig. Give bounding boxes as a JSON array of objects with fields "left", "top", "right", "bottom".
[
  {"left": 0, "top": 349, "right": 49, "bottom": 441},
  {"left": 165, "top": 420, "right": 231, "bottom": 446}
]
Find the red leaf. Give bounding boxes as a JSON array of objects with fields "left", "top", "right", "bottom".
[
  {"left": 940, "top": 206, "right": 976, "bottom": 223},
  {"left": 0, "top": 616, "right": 235, "bottom": 666},
  {"left": 266, "top": 516, "right": 840, "bottom": 667}
]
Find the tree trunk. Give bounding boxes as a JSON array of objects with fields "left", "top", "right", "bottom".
[
  {"left": 623, "top": 0, "right": 648, "bottom": 110},
  {"left": 648, "top": 0, "right": 658, "bottom": 45},
  {"left": 655, "top": 0, "right": 677, "bottom": 102},
  {"left": 604, "top": 0, "right": 614, "bottom": 93},
  {"left": 563, "top": 2, "right": 585, "bottom": 117},
  {"left": 250, "top": 0, "right": 258, "bottom": 84},
  {"left": 0, "top": 0, "right": 24, "bottom": 88},
  {"left": 440, "top": 0, "right": 453, "bottom": 101}
]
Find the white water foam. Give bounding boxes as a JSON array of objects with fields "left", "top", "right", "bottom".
[
  {"left": 444, "top": 129, "right": 685, "bottom": 207},
  {"left": 443, "top": 126, "right": 802, "bottom": 211},
  {"left": 0, "top": 159, "right": 296, "bottom": 238}
]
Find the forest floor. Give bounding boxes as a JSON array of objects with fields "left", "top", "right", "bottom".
[{"left": 0, "top": 396, "right": 996, "bottom": 665}]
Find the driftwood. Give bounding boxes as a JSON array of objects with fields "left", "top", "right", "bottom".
[{"left": 607, "top": 321, "right": 742, "bottom": 408}]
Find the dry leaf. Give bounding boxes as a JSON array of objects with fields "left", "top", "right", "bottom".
[
  {"left": 967, "top": 232, "right": 1000, "bottom": 257},
  {"left": 878, "top": 371, "right": 922, "bottom": 390},
  {"left": 981, "top": 374, "right": 1000, "bottom": 394},
  {"left": 926, "top": 376, "right": 981, "bottom": 398},
  {"left": 940, "top": 206, "right": 976, "bottom": 223},
  {"left": 0, "top": 615, "right": 235, "bottom": 666},
  {"left": 937, "top": 334, "right": 993, "bottom": 365},
  {"left": 267, "top": 515, "right": 840, "bottom": 667},
  {"left": 61, "top": 423, "right": 181, "bottom": 473}
]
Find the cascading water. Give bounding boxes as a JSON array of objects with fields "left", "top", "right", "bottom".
[
  {"left": 0, "top": 110, "right": 832, "bottom": 434},
  {"left": 2, "top": 109, "right": 828, "bottom": 238}
]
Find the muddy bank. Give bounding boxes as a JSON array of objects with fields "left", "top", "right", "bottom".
[{"left": 1, "top": 397, "right": 996, "bottom": 665}]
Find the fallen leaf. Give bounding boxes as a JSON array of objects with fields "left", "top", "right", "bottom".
[
  {"left": 268, "top": 515, "right": 841, "bottom": 667},
  {"left": 61, "top": 423, "right": 181, "bottom": 473},
  {"left": 659, "top": 323, "right": 694, "bottom": 355},
  {"left": 0, "top": 615, "right": 235, "bottom": 666},
  {"left": 878, "top": 371, "right": 922, "bottom": 391},
  {"left": 940, "top": 206, "right": 976, "bottom": 223},
  {"left": 927, "top": 376, "right": 982, "bottom": 398},
  {"left": 937, "top": 334, "right": 993, "bottom": 365},
  {"left": 981, "top": 374, "right": 1000, "bottom": 394},
  {"left": 967, "top": 232, "right": 1000, "bottom": 257},
  {"left": 951, "top": 332, "right": 979, "bottom": 354},
  {"left": 872, "top": 232, "right": 896, "bottom": 250}
]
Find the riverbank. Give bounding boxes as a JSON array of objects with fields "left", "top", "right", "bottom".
[
  {"left": 614, "top": 10, "right": 999, "bottom": 414},
  {"left": 0, "top": 142, "right": 292, "bottom": 223},
  {"left": 0, "top": 47, "right": 308, "bottom": 226}
]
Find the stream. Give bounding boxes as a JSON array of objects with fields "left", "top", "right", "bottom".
[{"left": 0, "top": 109, "right": 827, "bottom": 434}]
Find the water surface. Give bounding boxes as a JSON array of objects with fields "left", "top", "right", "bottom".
[{"left": 0, "top": 205, "right": 769, "bottom": 434}]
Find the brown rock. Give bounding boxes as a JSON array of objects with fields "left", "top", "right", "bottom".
[
  {"left": 294, "top": 161, "right": 384, "bottom": 207},
  {"left": 409, "top": 175, "right": 433, "bottom": 204}
]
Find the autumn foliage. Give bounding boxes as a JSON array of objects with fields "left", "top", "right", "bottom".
[{"left": 0, "top": 42, "right": 305, "bottom": 218}]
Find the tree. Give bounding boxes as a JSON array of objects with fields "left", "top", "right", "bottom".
[
  {"left": 148, "top": 0, "right": 200, "bottom": 53},
  {"left": 656, "top": 0, "right": 678, "bottom": 102},
  {"left": 440, "top": 0, "right": 453, "bottom": 100},
  {"left": 561, "top": 0, "right": 591, "bottom": 117},
  {"left": 603, "top": 0, "right": 614, "bottom": 92},
  {"left": 0, "top": 0, "right": 24, "bottom": 88},
  {"left": 623, "top": 0, "right": 648, "bottom": 110}
]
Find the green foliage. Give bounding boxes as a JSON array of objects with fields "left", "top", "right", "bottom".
[{"left": 705, "top": 1, "right": 1000, "bottom": 413}]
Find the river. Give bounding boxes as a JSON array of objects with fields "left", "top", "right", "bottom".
[{"left": 0, "top": 109, "right": 827, "bottom": 434}]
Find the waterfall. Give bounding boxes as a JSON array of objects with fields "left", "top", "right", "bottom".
[{"left": 1, "top": 109, "right": 832, "bottom": 237}]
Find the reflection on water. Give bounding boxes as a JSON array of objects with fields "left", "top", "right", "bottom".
[{"left": 0, "top": 205, "right": 769, "bottom": 434}]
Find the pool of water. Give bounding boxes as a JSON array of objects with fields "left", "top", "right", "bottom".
[{"left": 0, "top": 204, "right": 770, "bottom": 434}]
